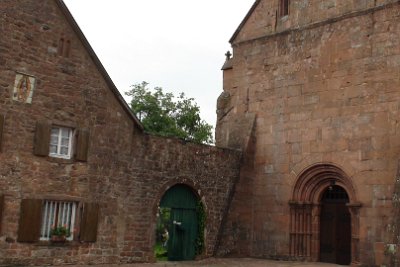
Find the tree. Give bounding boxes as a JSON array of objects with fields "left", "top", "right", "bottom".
[{"left": 125, "top": 81, "right": 213, "bottom": 144}]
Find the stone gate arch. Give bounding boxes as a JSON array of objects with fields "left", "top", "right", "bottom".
[
  {"left": 289, "top": 163, "right": 362, "bottom": 265},
  {"left": 152, "top": 181, "right": 206, "bottom": 261}
]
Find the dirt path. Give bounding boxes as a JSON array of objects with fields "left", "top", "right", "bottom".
[{"left": 69, "top": 258, "right": 344, "bottom": 267}]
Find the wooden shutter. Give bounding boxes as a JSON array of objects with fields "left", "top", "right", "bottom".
[
  {"left": 33, "top": 121, "right": 51, "bottom": 156},
  {"left": 0, "top": 195, "right": 4, "bottom": 234},
  {"left": 0, "top": 114, "right": 4, "bottom": 152},
  {"left": 17, "top": 199, "right": 42, "bottom": 242},
  {"left": 80, "top": 202, "right": 99, "bottom": 242},
  {"left": 75, "top": 128, "right": 89, "bottom": 161}
]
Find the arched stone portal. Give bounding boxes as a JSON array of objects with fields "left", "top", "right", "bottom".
[{"left": 289, "top": 163, "right": 362, "bottom": 265}]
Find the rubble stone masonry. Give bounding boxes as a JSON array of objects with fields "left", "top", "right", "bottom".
[
  {"left": 0, "top": 0, "right": 241, "bottom": 265},
  {"left": 217, "top": 0, "right": 400, "bottom": 266}
]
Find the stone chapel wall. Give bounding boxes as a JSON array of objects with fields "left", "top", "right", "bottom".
[{"left": 217, "top": 1, "right": 400, "bottom": 265}]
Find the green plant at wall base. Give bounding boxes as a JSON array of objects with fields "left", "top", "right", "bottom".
[
  {"left": 50, "top": 225, "right": 71, "bottom": 237},
  {"left": 195, "top": 201, "right": 206, "bottom": 255},
  {"left": 154, "top": 242, "right": 168, "bottom": 261}
]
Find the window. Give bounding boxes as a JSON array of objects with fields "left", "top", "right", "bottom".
[
  {"left": 40, "top": 200, "right": 77, "bottom": 241},
  {"left": 34, "top": 121, "right": 90, "bottom": 161},
  {"left": 280, "top": 0, "right": 289, "bottom": 17},
  {"left": 18, "top": 199, "right": 99, "bottom": 243},
  {"left": 49, "top": 126, "right": 73, "bottom": 159},
  {"left": 58, "top": 38, "right": 71, "bottom": 57}
]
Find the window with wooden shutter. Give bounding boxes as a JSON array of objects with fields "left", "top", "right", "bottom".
[
  {"left": 49, "top": 126, "right": 73, "bottom": 159},
  {"left": 80, "top": 203, "right": 99, "bottom": 242},
  {"left": 40, "top": 200, "right": 77, "bottom": 241},
  {"left": 0, "top": 195, "right": 4, "bottom": 234},
  {"left": 0, "top": 114, "right": 4, "bottom": 152},
  {"left": 33, "top": 121, "right": 51, "bottom": 156},
  {"left": 75, "top": 128, "right": 89, "bottom": 161},
  {"left": 17, "top": 199, "right": 42, "bottom": 242}
]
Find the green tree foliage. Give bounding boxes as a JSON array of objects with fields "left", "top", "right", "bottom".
[{"left": 126, "top": 81, "right": 213, "bottom": 144}]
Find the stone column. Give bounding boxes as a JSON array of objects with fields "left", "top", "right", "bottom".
[{"left": 311, "top": 204, "right": 321, "bottom": 262}]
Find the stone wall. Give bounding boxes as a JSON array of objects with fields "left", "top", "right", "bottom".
[
  {"left": 388, "top": 161, "right": 400, "bottom": 266},
  {"left": 218, "top": 1, "right": 400, "bottom": 265},
  {"left": 0, "top": 0, "right": 242, "bottom": 265},
  {"left": 233, "top": 0, "right": 399, "bottom": 44},
  {"left": 0, "top": 133, "right": 241, "bottom": 266}
]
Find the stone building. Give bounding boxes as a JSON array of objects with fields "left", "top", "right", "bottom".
[
  {"left": 0, "top": 0, "right": 241, "bottom": 265},
  {"left": 216, "top": 0, "right": 400, "bottom": 266},
  {"left": 3, "top": 0, "right": 400, "bottom": 266}
]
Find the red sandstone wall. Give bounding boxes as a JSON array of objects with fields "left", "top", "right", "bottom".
[
  {"left": 126, "top": 135, "right": 241, "bottom": 263},
  {"left": 234, "top": 0, "right": 399, "bottom": 44},
  {"left": 0, "top": 0, "right": 241, "bottom": 265},
  {"left": 218, "top": 2, "right": 400, "bottom": 265}
]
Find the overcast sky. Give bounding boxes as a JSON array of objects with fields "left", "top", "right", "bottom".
[{"left": 63, "top": 0, "right": 255, "bottom": 130}]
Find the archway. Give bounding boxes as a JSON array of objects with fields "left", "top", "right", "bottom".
[
  {"left": 158, "top": 184, "right": 200, "bottom": 261},
  {"left": 289, "top": 163, "right": 361, "bottom": 265}
]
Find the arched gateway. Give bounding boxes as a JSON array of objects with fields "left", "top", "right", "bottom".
[
  {"left": 159, "top": 184, "right": 199, "bottom": 261},
  {"left": 289, "top": 163, "right": 362, "bottom": 265}
]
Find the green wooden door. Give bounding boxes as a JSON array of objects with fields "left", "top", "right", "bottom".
[{"left": 160, "top": 185, "right": 198, "bottom": 261}]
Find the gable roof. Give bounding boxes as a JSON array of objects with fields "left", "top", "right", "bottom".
[
  {"left": 54, "top": 0, "right": 143, "bottom": 130},
  {"left": 229, "top": 0, "right": 261, "bottom": 44}
]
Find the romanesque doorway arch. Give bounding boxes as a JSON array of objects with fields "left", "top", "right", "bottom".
[
  {"left": 289, "top": 163, "right": 361, "bottom": 265},
  {"left": 158, "top": 184, "right": 199, "bottom": 261}
]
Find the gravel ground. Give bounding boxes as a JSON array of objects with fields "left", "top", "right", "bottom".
[{"left": 66, "top": 258, "right": 344, "bottom": 267}]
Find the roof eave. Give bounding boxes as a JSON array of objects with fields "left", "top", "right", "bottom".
[
  {"left": 229, "top": 0, "right": 261, "bottom": 44},
  {"left": 221, "top": 59, "right": 233, "bottom": 70},
  {"left": 54, "top": 0, "right": 144, "bottom": 131}
]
